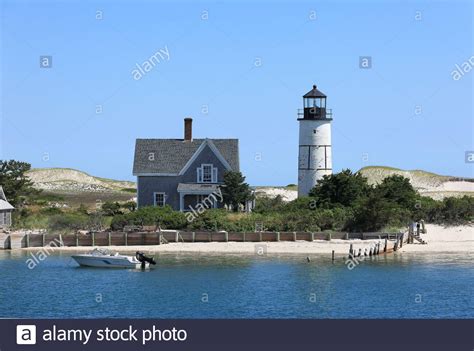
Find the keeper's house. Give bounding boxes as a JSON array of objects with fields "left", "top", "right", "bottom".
[
  {"left": 133, "top": 118, "right": 239, "bottom": 211},
  {"left": 0, "top": 186, "right": 14, "bottom": 228}
]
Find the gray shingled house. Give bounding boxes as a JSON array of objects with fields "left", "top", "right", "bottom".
[
  {"left": 0, "top": 186, "right": 14, "bottom": 228},
  {"left": 133, "top": 118, "right": 239, "bottom": 211}
]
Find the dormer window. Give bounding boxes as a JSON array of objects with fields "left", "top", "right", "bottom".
[{"left": 197, "top": 164, "right": 217, "bottom": 183}]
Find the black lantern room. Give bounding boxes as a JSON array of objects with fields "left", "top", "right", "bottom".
[{"left": 298, "top": 84, "right": 331, "bottom": 120}]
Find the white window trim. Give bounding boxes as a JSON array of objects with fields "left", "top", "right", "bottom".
[
  {"left": 197, "top": 164, "right": 218, "bottom": 183},
  {"left": 153, "top": 192, "right": 166, "bottom": 207}
]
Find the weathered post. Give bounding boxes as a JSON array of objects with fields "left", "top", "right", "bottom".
[
  {"left": 259, "top": 232, "right": 262, "bottom": 242},
  {"left": 76, "top": 233, "right": 79, "bottom": 247},
  {"left": 345, "top": 233, "right": 349, "bottom": 240},
  {"left": 293, "top": 232, "right": 297, "bottom": 242},
  {"left": 311, "top": 232, "right": 314, "bottom": 242},
  {"left": 125, "top": 232, "right": 128, "bottom": 246},
  {"left": 384, "top": 238, "right": 388, "bottom": 253},
  {"left": 243, "top": 232, "right": 246, "bottom": 242},
  {"left": 327, "top": 232, "right": 332, "bottom": 241},
  {"left": 349, "top": 243, "right": 353, "bottom": 256},
  {"left": 157, "top": 232, "right": 161, "bottom": 245},
  {"left": 332, "top": 250, "right": 335, "bottom": 263},
  {"left": 276, "top": 232, "right": 280, "bottom": 242},
  {"left": 399, "top": 233, "right": 403, "bottom": 248},
  {"left": 192, "top": 232, "right": 195, "bottom": 242},
  {"left": 225, "top": 231, "right": 228, "bottom": 242},
  {"left": 92, "top": 232, "right": 95, "bottom": 246}
]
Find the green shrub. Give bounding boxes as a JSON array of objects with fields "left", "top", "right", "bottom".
[
  {"left": 440, "top": 196, "right": 474, "bottom": 224},
  {"left": 110, "top": 206, "right": 187, "bottom": 230},
  {"left": 39, "top": 207, "right": 63, "bottom": 215},
  {"left": 48, "top": 213, "right": 89, "bottom": 232}
]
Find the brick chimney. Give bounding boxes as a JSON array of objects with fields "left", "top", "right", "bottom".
[{"left": 184, "top": 117, "right": 193, "bottom": 141}]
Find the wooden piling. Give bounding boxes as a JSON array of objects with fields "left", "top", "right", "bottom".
[
  {"left": 349, "top": 243, "right": 353, "bottom": 256},
  {"left": 384, "top": 238, "right": 388, "bottom": 253},
  {"left": 332, "top": 250, "right": 335, "bottom": 262}
]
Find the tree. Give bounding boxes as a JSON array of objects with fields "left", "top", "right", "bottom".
[
  {"left": 122, "top": 201, "right": 137, "bottom": 212},
  {"left": 375, "top": 175, "right": 417, "bottom": 209},
  {"left": 101, "top": 201, "right": 123, "bottom": 216},
  {"left": 309, "top": 169, "right": 371, "bottom": 207},
  {"left": 221, "top": 171, "right": 253, "bottom": 212},
  {"left": 0, "top": 160, "right": 38, "bottom": 207}
]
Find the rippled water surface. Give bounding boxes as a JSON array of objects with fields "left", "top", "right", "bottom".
[{"left": 0, "top": 250, "right": 472, "bottom": 318}]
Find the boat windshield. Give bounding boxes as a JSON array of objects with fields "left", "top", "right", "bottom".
[{"left": 91, "top": 248, "right": 112, "bottom": 256}]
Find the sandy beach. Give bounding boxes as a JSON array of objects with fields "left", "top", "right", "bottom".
[
  {"left": 400, "top": 224, "right": 473, "bottom": 253},
  {"left": 18, "top": 224, "right": 473, "bottom": 255}
]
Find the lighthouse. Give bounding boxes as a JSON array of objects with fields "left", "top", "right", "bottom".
[{"left": 297, "top": 84, "right": 333, "bottom": 197}]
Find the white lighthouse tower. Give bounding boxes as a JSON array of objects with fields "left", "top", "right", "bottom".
[{"left": 297, "top": 84, "right": 333, "bottom": 197}]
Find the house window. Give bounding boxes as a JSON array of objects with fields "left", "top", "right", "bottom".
[
  {"left": 153, "top": 192, "right": 166, "bottom": 207},
  {"left": 197, "top": 164, "right": 217, "bottom": 183},
  {"left": 203, "top": 165, "right": 212, "bottom": 182}
]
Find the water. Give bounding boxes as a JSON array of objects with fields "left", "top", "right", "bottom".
[{"left": 0, "top": 250, "right": 472, "bottom": 318}]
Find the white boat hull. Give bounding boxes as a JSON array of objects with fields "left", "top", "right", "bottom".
[{"left": 72, "top": 254, "right": 149, "bottom": 269}]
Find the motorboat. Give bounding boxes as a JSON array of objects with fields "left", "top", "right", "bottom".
[{"left": 71, "top": 248, "right": 156, "bottom": 269}]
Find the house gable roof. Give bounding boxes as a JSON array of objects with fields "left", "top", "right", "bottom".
[
  {"left": 133, "top": 138, "right": 239, "bottom": 175},
  {"left": 178, "top": 139, "right": 233, "bottom": 176},
  {"left": 0, "top": 186, "right": 14, "bottom": 210}
]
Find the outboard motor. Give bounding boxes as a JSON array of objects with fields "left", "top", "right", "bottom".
[{"left": 136, "top": 251, "right": 157, "bottom": 269}]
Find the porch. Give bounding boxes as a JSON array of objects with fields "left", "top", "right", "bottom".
[{"left": 177, "top": 183, "right": 221, "bottom": 212}]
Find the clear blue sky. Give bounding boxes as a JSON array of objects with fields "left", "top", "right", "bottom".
[{"left": 1, "top": 0, "right": 473, "bottom": 185}]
